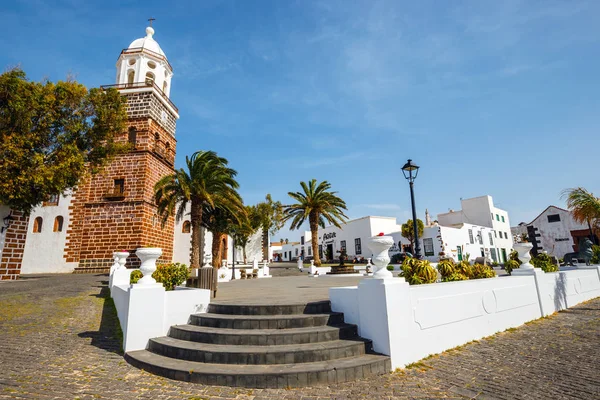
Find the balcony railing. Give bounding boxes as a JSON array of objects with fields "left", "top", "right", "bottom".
[
  {"left": 103, "top": 188, "right": 126, "bottom": 201},
  {"left": 153, "top": 144, "right": 175, "bottom": 166},
  {"left": 101, "top": 81, "right": 178, "bottom": 114}
]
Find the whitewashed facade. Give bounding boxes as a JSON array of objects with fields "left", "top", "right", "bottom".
[
  {"left": 520, "top": 206, "right": 596, "bottom": 258},
  {"left": 279, "top": 195, "right": 514, "bottom": 264}
]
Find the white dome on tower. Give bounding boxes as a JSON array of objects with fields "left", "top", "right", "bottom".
[
  {"left": 115, "top": 23, "right": 174, "bottom": 98},
  {"left": 127, "top": 26, "right": 166, "bottom": 57}
]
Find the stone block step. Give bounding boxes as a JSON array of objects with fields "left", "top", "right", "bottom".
[
  {"left": 208, "top": 300, "right": 331, "bottom": 316},
  {"left": 168, "top": 323, "right": 358, "bottom": 346},
  {"left": 125, "top": 350, "right": 391, "bottom": 388},
  {"left": 148, "top": 336, "right": 371, "bottom": 364},
  {"left": 190, "top": 312, "right": 344, "bottom": 329}
]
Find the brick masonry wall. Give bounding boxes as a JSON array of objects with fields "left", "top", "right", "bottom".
[
  {"left": 0, "top": 211, "right": 29, "bottom": 280},
  {"left": 66, "top": 89, "right": 178, "bottom": 271}
]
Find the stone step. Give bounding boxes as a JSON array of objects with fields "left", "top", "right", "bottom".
[
  {"left": 189, "top": 312, "right": 345, "bottom": 329},
  {"left": 168, "top": 323, "right": 359, "bottom": 346},
  {"left": 125, "top": 350, "right": 391, "bottom": 388},
  {"left": 207, "top": 300, "right": 331, "bottom": 316},
  {"left": 148, "top": 336, "right": 371, "bottom": 365}
]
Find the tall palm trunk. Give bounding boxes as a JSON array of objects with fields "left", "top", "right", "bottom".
[
  {"left": 212, "top": 232, "right": 223, "bottom": 269},
  {"left": 190, "top": 202, "right": 202, "bottom": 269},
  {"left": 309, "top": 212, "right": 321, "bottom": 266}
]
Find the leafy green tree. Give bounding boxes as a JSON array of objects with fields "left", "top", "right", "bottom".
[
  {"left": 401, "top": 219, "right": 424, "bottom": 251},
  {"left": 0, "top": 68, "right": 128, "bottom": 213},
  {"left": 154, "top": 151, "right": 242, "bottom": 269},
  {"left": 283, "top": 179, "right": 348, "bottom": 266},
  {"left": 561, "top": 187, "right": 600, "bottom": 244}
]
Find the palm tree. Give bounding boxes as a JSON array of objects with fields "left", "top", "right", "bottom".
[
  {"left": 202, "top": 199, "right": 245, "bottom": 268},
  {"left": 561, "top": 187, "right": 600, "bottom": 244},
  {"left": 229, "top": 205, "right": 260, "bottom": 264},
  {"left": 283, "top": 179, "right": 348, "bottom": 266},
  {"left": 154, "top": 151, "right": 241, "bottom": 269}
]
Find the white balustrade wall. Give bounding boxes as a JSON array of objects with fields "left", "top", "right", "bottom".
[
  {"left": 330, "top": 265, "right": 600, "bottom": 370},
  {"left": 109, "top": 250, "right": 211, "bottom": 353}
]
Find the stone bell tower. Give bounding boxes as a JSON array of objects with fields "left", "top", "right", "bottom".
[{"left": 66, "top": 23, "right": 179, "bottom": 272}]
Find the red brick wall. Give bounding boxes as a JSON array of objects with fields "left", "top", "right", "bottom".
[{"left": 0, "top": 211, "right": 29, "bottom": 280}]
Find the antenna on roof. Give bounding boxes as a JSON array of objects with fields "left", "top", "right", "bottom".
[{"left": 148, "top": 17, "right": 156, "bottom": 26}]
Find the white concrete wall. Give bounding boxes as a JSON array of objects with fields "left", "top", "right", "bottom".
[
  {"left": 21, "top": 193, "right": 76, "bottom": 274},
  {"left": 172, "top": 215, "right": 192, "bottom": 265},
  {"left": 110, "top": 267, "right": 211, "bottom": 353},
  {"left": 330, "top": 265, "right": 600, "bottom": 370}
]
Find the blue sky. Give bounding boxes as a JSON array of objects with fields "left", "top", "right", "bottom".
[{"left": 2, "top": 0, "right": 599, "bottom": 241}]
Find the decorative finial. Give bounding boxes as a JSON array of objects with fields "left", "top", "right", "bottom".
[{"left": 146, "top": 18, "right": 155, "bottom": 38}]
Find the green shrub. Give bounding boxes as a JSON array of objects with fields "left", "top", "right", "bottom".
[
  {"left": 129, "top": 263, "right": 190, "bottom": 290},
  {"left": 387, "top": 265, "right": 394, "bottom": 271},
  {"left": 436, "top": 259, "right": 455, "bottom": 278},
  {"left": 531, "top": 253, "right": 558, "bottom": 273},
  {"left": 469, "top": 263, "right": 496, "bottom": 279},
  {"left": 437, "top": 259, "right": 468, "bottom": 282},
  {"left": 509, "top": 250, "right": 523, "bottom": 265},
  {"left": 130, "top": 270, "right": 143, "bottom": 284},
  {"left": 456, "top": 260, "right": 473, "bottom": 278},
  {"left": 591, "top": 245, "right": 600, "bottom": 264},
  {"left": 400, "top": 258, "right": 437, "bottom": 285},
  {"left": 504, "top": 259, "right": 520, "bottom": 275},
  {"left": 437, "top": 259, "right": 495, "bottom": 281}
]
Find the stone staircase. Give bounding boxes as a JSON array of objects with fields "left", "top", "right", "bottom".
[{"left": 125, "top": 300, "right": 390, "bottom": 388}]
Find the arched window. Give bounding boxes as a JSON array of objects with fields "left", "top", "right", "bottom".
[
  {"left": 165, "top": 142, "right": 171, "bottom": 151},
  {"left": 182, "top": 221, "right": 191, "bottom": 233},
  {"left": 154, "top": 132, "right": 160, "bottom": 143},
  {"left": 53, "top": 216, "right": 64, "bottom": 232},
  {"left": 127, "top": 70, "right": 135, "bottom": 85},
  {"left": 128, "top": 127, "right": 137, "bottom": 146},
  {"left": 162, "top": 80, "right": 168, "bottom": 93},
  {"left": 33, "top": 217, "right": 43, "bottom": 233},
  {"left": 145, "top": 72, "right": 155, "bottom": 85}
]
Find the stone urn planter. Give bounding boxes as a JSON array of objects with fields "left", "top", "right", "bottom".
[
  {"left": 112, "top": 251, "right": 129, "bottom": 274},
  {"left": 513, "top": 243, "right": 534, "bottom": 270},
  {"left": 135, "top": 247, "right": 162, "bottom": 285},
  {"left": 366, "top": 235, "right": 394, "bottom": 279}
]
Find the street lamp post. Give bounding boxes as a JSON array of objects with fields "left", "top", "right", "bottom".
[{"left": 401, "top": 159, "right": 422, "bottom": 259}]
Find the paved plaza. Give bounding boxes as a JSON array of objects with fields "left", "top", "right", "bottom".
[{"left": 0, "top": 271, "right": 598, "bottom": 399}]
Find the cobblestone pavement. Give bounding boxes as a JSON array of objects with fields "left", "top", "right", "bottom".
[{"left": 1, "top": 273, "right": 598, "bottom": 400}]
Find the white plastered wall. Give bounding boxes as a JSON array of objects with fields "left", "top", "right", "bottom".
[{"left": 21, "top": 193, "right": 76, "bottom": 274}]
